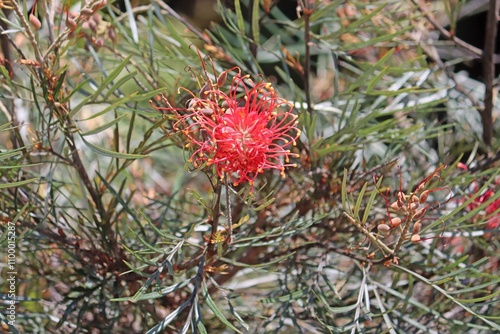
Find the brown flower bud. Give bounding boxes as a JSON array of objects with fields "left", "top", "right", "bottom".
[
  {"left": 378, "top": 223, "right": 391, "bottom": 233},
  {"left": 93, "top": 38, "right": 104, "bottom": 50},
  {"left": 390, "top": 217, "right": 402, "bottom": 228},
  {"left": 409, "top": 202, "right": 419, "bottom": 211},
  {"left": 186, "top": 98, "right": 200, "bottom": 109},
  {"left": 420, "top": 190, "right": 431, "bottom": 204},
  {"left": 93, "top": 13, "right": 102, "bottom": 24},
  {"left": 217, "top": 71, "right": 227, "bottom": 87},
  {"left": 108, "top": 27, "right": 116, "bottom": 42},
  {"left": 415, "top": 183, "right": 426, "bottom": 193},
  {"left": 29, "top": 14, "right": 42, "bottom": 30},
  {"left": 413, "top": 207, "right": 426, "bottom": 220},
  {"left": 87, "top": 19, "right": 97, "bottom": 32},
  {"left": 390, "top": 201, "right": 402, "bottom": 211},
  {"left": 200, "top": 107, "right": 214, "bottom": 115},
  {"left": 411, "top": 234, "right": 421, "bottom": 243},
  {"left": 397, "top": 191, "right": 405, "bottom": 202},
  {"left": 199, "top": 82, "right": 212, "bottom": 98},
  {"left": 93, "top": 0, "right": 107, "bottom": 10},
  {"left": 412, "top": 221, "right": 422, "bottom": 235},
  {"left": 80, "top": 8, "right": 94, "bottom": 17},
  {"left": 66, "top": 16, "right": 77, "bottom": 31}
]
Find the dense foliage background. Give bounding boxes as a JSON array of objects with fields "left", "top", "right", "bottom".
[{"left": 1, "top": 0, "right": 499, "bottom": 333}]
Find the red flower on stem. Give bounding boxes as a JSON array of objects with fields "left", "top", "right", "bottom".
[
  {"left": 458, "top": 163, "right": 500, "bottom": 235},
  {"left": 165, "top": 72, "right": 301, "bottom": 187}
]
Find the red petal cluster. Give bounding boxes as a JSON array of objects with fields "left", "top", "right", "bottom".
[
  {"left": 458, "top": 163, "right": 500, "bottom": 233},
  {"left": 172, "top": 73, "right": 300, "bottom": 186},
  {"left": 467, "top": 188, "right": 500, "bottom": 232}
]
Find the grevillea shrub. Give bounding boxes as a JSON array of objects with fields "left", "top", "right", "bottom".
[{"left": 0, "top": 1, "right": 498, "bottom": 333}]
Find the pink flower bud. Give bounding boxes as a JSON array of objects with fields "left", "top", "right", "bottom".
[
  {"left": 30, "top": 14, "right": 42, "bottom": 30},
  {"left": 420, "top": 190, "right": 431, "bottom": 203},
  {"left": 411, "top": 234, "right": 421, "bottom": 243},
  {"left": 413, "top": 207, "right": 426, "bottom": 220},
  {"left": 390, "top": 217, "right": 402, "bottom": 228},
  {"left": 80, "top": 8, "right": 94, "bottom": 17},
  {"left": 378, "top": 223, "right": 391, "bottom": 233},
  {"left": 412, "top": 221, "right": 422, "bottom": 234}
]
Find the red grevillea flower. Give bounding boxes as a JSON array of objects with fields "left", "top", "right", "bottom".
[
  {"left": 467, "top": 187, "right": 500, "bottom": 233},
  {"left": 458, "top": 163, "right": 500, "bottom": 234},
  {"left": 172, "top": 73, "right": 301, "bottom": 187},
  {"left": 484, "top": 194, "right": 500, "bottom": 232}
]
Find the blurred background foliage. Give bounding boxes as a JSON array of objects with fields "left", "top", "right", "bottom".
[{"left": 0, "top": 0, "right": 499, "bottom": 333}]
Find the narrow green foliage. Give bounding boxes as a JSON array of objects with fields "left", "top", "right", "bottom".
[{"left": 202, "top": 281, "right": 243, "bottom": 333}]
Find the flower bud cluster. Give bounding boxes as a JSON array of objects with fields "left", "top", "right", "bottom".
[
  {"left": 63, "top": 1, "right": 115, "bottom": 49},
  {"left": 378, "top": 166, "right": 448, "bottom": 247}
]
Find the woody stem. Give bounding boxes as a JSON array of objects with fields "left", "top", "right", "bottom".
[{"left": 225, "top": 174, "right": 233, "bottom": 244}]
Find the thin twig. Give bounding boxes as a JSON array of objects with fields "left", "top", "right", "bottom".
[
  {"left": 208, "top": 181, "right": 223, "bottom": 251},
  {"left": 344, "top": 212, "right": 394, "bottom": 256},
  {"left": 9, "top": 0, "right": 44, "bottom": 69},
  {"left": 1, "top": 9, "right": 13, "bottom": 75},
  {"left": 46, "top": 0, "right": 55, "bottom": 45},
  {"left": 224, "top": 176, "right": 233, "bottom": 244},
  {"left": 65, "top": 131, "right": 105, "bottom": 216},
  {"left": 481, "top": 0, "right": 499, "bottom": 147},
  {"left": 392, "top": 214, "right": 413, "bottom": 255},
  {"left": 301, "top": 0, "right": 313, "bottom": 113}
]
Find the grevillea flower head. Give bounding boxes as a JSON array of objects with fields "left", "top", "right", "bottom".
[
  {"left": 159, "top": 69, "right": 301, "bottom": 187},
  {"left": 458, "top": 163, "right": 500, "bottom": 235}
]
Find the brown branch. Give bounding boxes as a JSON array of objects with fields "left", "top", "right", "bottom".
[
  {"left": 65, "top": 131, "right": 105, "bottom": 216},
  {"left": 301, "top": 0, "right": 313, "bottom": 113},
  {"left": 1, "top": 9, "right": 12, "bottom": 75},
  {"left": 482, "top": 0, "right": 499, "bottom": 147},
  {"left": 343, "top": 212, "right": 394, "bottom": 256},
  {"left": 208, "top": 182, "right": 223, "bottom": 255}
]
